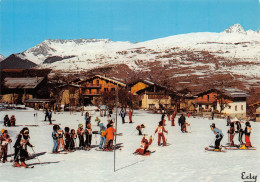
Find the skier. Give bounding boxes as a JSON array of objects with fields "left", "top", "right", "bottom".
[
  {"left": 77, "top": 124, "right": 85, "bottom": 149},
  {"left": 98, "top": 123, "right": 106, "bottom": 149},
  {"left": 64, "top": 127, "right": 71, "bottom": 151},
  {"left": 44, "top": 108, "right": 49, "bottom": 121},
  {"left": 226, "top": 116, "right": 231, "bottom": 126},
  {"left": 102, "top": 122, "right": 116, "bottom": 151},
  {"left": 52, "top": 125, "right": 59, "bottom": 153},
  {"left": 243, "top": 121, "right": 252, "bottom": 148},
  {"left": 211, "top": 112, "right": 214, "bottom": 120},
  {"left": 85, "top": 112, "right": 91, "bottom": 128},
  {"left": 182, "top": 120, "right": 190, "bottom": 133},
  {"left": 210, "top": 123, "right": 224, "bottom": 151},
  {"left": 85, "top": 123, "right": 92, "bottom": 149},
  {"left": 13, "top": 128, "right": 34, "bottom": 167},
  {"left": 136, "top": 124, "right": 145, "bottom": 135},
  {"left": 178, "top": 114, "right": 186, "bottom": 132},
  {"left": 227, "top": 122, "right": 235, "bottom": 147},
  {"left": 134, "top": 135, "right": 153, "bottom": 155},
  {"left": 48, "top": 110, "right": 52, "bottom": 125},
  {"left": 161, "top": 114, "right": 166, "bottom": 126},
  {"left": 155, "top": 121, "right": 168, "bottom": 146},
  {"left": 120, "top": 108, "right": 126, "bottom": 124},
  {"left": 10, "top": 115, "right": 16, "bottom": 126},
  {"left": 129, "top": 109, "right": 133, "bottom": 123},
  {"left": 171, "top": 111, "right": 176, "bottom": 126},
  {"left": 57, "top": 126, "right": 65, "bottom": 151},
  {"left": 95, "top": 116, "right": 101, "bottom": 126},
  {"left": 4, "top": 115, "right": 10, "bottom": 127},
  {"left": 167, "top": 112, "right": 171, "bottom": 121},
  {"left": 0, "top": 129, "right": 12, "bottom": 163},
  {"left": 235, "top": 121, "right": 243, "bottom": 145},
  {"left": 70, "top": 129, "right": 77, "bottom": 151}
]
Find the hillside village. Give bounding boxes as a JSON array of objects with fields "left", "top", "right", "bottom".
[{"left": 1, "top": 68, "right": 259, "bottom": 121}]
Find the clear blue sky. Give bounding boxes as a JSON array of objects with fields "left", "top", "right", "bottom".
[{"left": 0, "top": 0, "right": 259, "bottom": 57}]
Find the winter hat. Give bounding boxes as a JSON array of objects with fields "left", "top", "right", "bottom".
[
  {"left": 24, "top": 130, "right": 29, "bottom": 134},
  {"left": 78, "top": 124, "right": 83, "bottom": 128},
  {"left": 99, "top": 123, "right": 103, "bottom": 127},
  {"left": 65, "top": 127, "right": 70, "bottom": 132},
  {"left": 245, "top": 121, "right": 250, "bottom": 126},
  {"left": 1, "top": 129, "right": 5, "bottom": 134},
  {"left": 210, "top": 123, "right": 215, "bottom": 128},
  {"left": 159, "top": 121, "right": 163, "bottom": 126}
]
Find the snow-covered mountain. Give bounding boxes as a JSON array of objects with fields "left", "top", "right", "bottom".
[
  {"left": 0, "top": 54, "right": 5, "bottom": 61},
  {"left": 2, "top": 24, "right": 260, "bottom": 88}
]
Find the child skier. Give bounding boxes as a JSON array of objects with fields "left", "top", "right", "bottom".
[
  {"left": 227, "top": 122, "right": 235, "bottom": 147},
  {"left": 136, "top": 124, "right": 145, "bottom": 135},
  {"left": 70, "top": 129, "right": 77, "bottom": 151},
  {"left": 243, "top": 121, "right": 252, "bottom": 148},
  {"left": 102, "top": 122, "right": 116, "bottom": 151},
  {"left": 13, "top": 128, "right": 34, "bottom": 167},
  {"left": 155, "top": 121, "right": 168, "bottom": 146},
  {"left": 210, "top": 123, "right": 224, "bottom": 151},
  {"left": 134, "top": 135, "right": 153, "bottom": 155},
  {"left": 57, "top": 126, "right": 64, "bottom": 151},
  {"left": 120, "top": 108, "right": 126, "bottom": 124},
  {"left": 77, "top": 124, "right": 85, "bottom": 149},
  {"left": 129, "top": 109, "right": 133, "bottom": 123},
  {"left": 52, "top": 125, "right": 59, "bottom": 153},
  {"left": 235, "top": 121, "right": 244, "bottom": 145},
  {"left": 171, "top": 111, "right": 176, "bottom": 126},
  {"left": 98, "top": 123, "right": 106, "bottom": 149},
  {"left": 10, "top": 115, "right": 16, "bottom": 126},
  {"left": 4, "top": 115, "right": 10, "bottom": 127},
  {"left": 0, "top": 129, "right": 12, "bottom": 163},
  {"left": 182, "top": 120, "right": 190, "bottom": 133},
  {"left": 64, "top": 127, "right": 71, "bottom": 151},
  {"left": 85, "top": 123, "right": 92, "bottom": 149}
]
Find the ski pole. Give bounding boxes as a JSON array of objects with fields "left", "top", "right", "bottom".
[{"left": 31, "top": 147, "right": 42, "bottom": 166}]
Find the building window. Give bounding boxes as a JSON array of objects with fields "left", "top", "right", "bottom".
[
  {"left": 207, "top": 95, "right": 209, "bottom": 101},
  {"left": 104, "top": 88, "right": 108, "bottom": 92},
  {"left": 90, "top": 80, "right": 93, "bottom": 85},
  {"left": 205, "top": 105, "right": 209, "bottom": 109},
  {"left": 97, "top": 89, "right": 99, "bottom": 94},
  {"left": 89, "top": 89, "right": 92, "bottom": 94},
  {"left": 96, "top": 80, "right": 99, "bottom": 84},
  {"left": 111, "top": 88, "right": 115, "bottom": 92},
  {"left": 235, "top": 105, "right": 237, "bottom": 111},
  {"left": 228, "top": 106, "right": 231, "bottom": 109},
  {"left": 241, "top": 105, "right": 243, "bottom": 111}
]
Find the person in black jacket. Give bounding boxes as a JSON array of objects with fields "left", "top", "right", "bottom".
[
  {"left": 178, "top": 114, "right": 186, "bottom": 132},
  {"left": 13, "top": 127, "right": 33, "bottom": 167},
  {"left": 235, "top": 121, "right": 243, "bottom": 145},
  {"left": 4, "top": 115, "right": 10, "bottom": 127}
]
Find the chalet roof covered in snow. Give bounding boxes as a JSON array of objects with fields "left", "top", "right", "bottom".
[
  {"left": 221, "top": 88, "right": 250, "bottom": 98},
  {"left": 4, "top": 77, "right": 45, "bottom": 89},
  {"left": 79, "top": 75, "right": 126, "bottom": 87}
]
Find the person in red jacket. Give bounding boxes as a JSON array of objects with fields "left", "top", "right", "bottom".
[
  {"left": 134, "top": 135, "right": 153, "bottom": 155},
  {"left": 128, "top": 109, "right": 133, "bottom": 123},
  {"left": 227, "top": 122, "right": 235, "bottom": 147},
  {"left": 171, "top": 111, "right": 176, "bottom": 126},
  {"left": 155, "top": 121, "right": 168, "bottom": 146},
  {"left": 102, "top": 122, "right": 116, "bottom": 151}
]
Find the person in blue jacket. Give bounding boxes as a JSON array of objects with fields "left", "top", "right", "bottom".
[
  {"left": 52, "top": 125, "right": 59, "bottom": 153},
  {"left": 99, "top": 123, "right": 106, "bottom": 149},
  {"left": 120, "top": 108, "right": 126, "bottom": 124},
  {"left": 210, "top": 123, "right": 224, "bottom": 150}
]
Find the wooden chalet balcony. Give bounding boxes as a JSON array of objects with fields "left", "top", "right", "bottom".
[
  {"left": 83, "top": 92, "right": 101, "bottom": 96},
  {"left": 84, "top": 84, "right": 101, "bottom": 88}
]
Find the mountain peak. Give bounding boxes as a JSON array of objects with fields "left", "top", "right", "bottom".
[
  {"left": 0, "top": 54, "right": 5, "bottom": 61},
  {"left": 223, "top": 24, "right": 246, "bottom": 34}
]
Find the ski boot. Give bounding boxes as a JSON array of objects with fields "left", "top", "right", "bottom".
[
  {"left": 239, "top": 144, "right": 246, "bottom": 149},
  {"left": 21, "top": 162, "right": 28, "bottom": 168},
  {"left": 214, "top": 149, "right": 220, "bottom": 152},
  {"left": 14, "top": 162, "right": 21, "bottom": 167}
]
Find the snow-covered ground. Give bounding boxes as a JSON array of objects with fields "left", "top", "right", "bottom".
[{"left": 0, "top": 108, "right": 259, "bottom": 182}]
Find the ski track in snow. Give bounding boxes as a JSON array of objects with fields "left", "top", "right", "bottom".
[{"left": 0, "top": 108, "right": 259, "bottom": 182}]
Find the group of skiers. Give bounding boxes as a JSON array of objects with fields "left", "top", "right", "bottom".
[
  {"left": 51, "top": 116, "right": 117, "bottom": 153},
  {"left": 4, "top": 115, "right": 16, "bottom": 127},
  {"left": 210, "top": 119, "right": 253, "bottom": 151},
  {"left": 0, "top": 127, "right": 34, "bottom": 167}
]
